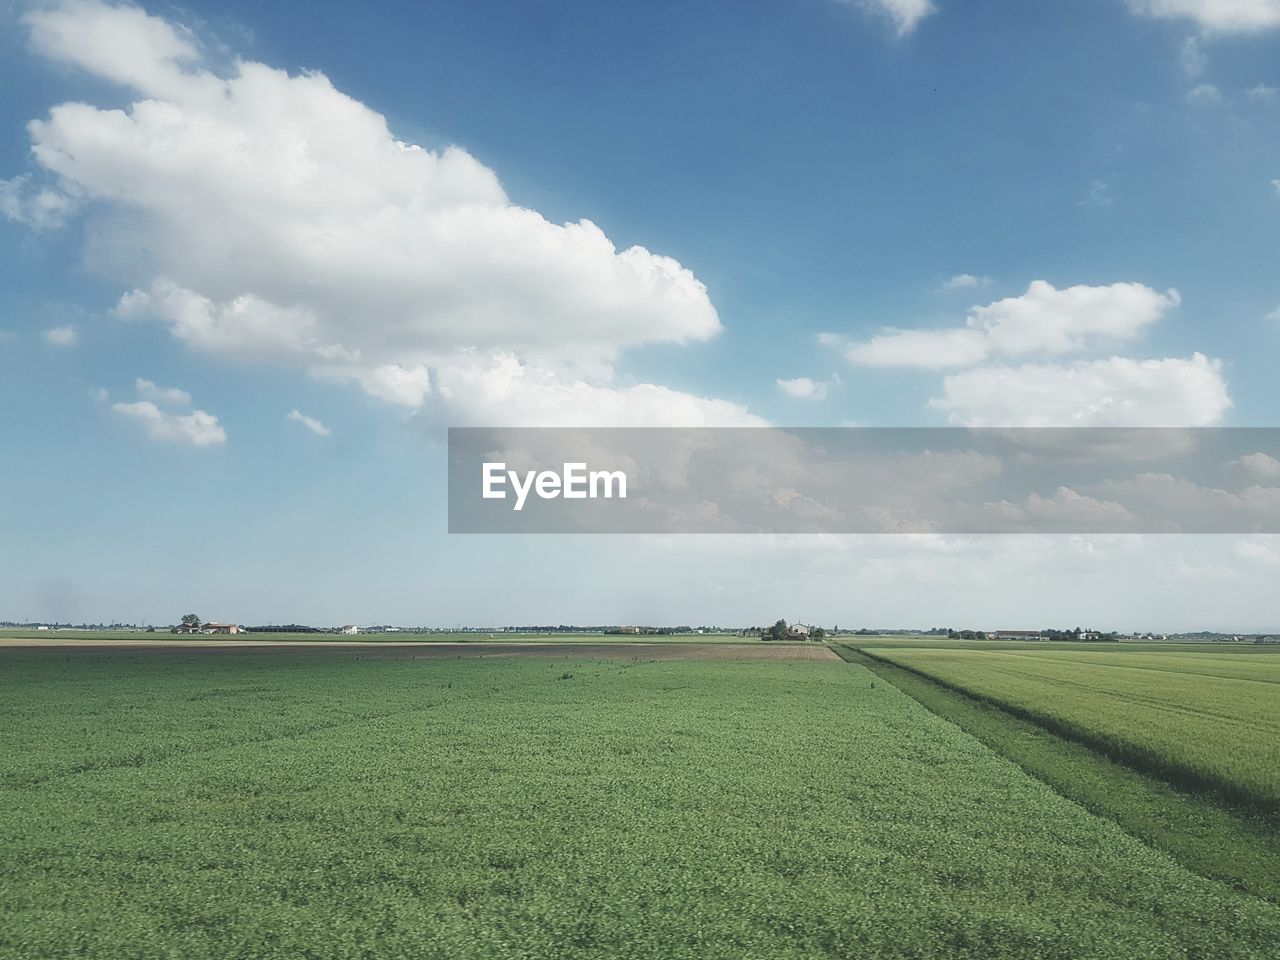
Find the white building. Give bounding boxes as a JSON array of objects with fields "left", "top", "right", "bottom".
[
  {"left": 788, "top": 623, "right": 811, "bottom": 639},
  {"left": 341, "top": 625, "right": 359, "bottom": 635}
]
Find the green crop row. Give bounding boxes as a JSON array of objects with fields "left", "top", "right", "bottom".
[{"left": 866, "top": 648, "right": 1280, "bottom": 813}]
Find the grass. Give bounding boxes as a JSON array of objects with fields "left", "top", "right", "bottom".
[
  {"left": 4, "top": 652, "right": 1280, "bottom": 958},
  {"left": 833, "top": 645, "right": 1280, "bottom": 903},
  {"left": 863, "top": 646, "right": 1280, "bottom": 814}
]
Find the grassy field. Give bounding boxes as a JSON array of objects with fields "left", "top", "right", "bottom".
[
  {"left": 5, "top": 652, "right": 1280, "bottom": 958},
  {"left": 834, "top": 646, "right": 1280, "bottom": 903},
  {"left": 864, "top": 646, "right": 1280, "bottom": 813}
]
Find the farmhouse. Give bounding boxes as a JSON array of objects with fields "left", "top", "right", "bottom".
[
  {"left": 788, "top": 623, "right": 812, "bottom": 639},
  {"left": 341, "top": 625, "right": 359, "bottom": 635},
  {"left": 203, "top": 622, "right": 239, "bottom": 635},
  {"left": 990, "top": 630, "right": 1043, "bottom": 641}
]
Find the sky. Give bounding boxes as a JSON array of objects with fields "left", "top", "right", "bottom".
[{"left": 2, "top": 0, "right": 1279, "bottom": 630}]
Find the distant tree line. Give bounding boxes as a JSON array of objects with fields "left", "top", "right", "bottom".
[
  {"left": 944, "top": 627, "right": 1120, "bottom": 642},
  {"left": 1041, "top": 627, "right": 1120, "bottom": 642}
]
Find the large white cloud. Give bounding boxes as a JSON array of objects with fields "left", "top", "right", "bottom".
[
  {"left": 8, "top": 1, "right": 748, "bottom": 427},
  {"left": 931, "top": 354, "right": 1231, "bottom": 427},
  {"left": 830, "top": 281, "right": 1180, "bottom": 370},
  {"left": 1127, "top": 0, "right": 1280, "bottom": 33}
]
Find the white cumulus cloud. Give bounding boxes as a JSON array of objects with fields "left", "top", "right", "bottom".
[
  {"left": 112, "top": 400, "right": 226, "bottom": 446},
  {"left": 107, "top": 377, "right": 224, "bottom": 445},
  {"left": 9, "top": 0, "right": 749, "bottom": 428}
]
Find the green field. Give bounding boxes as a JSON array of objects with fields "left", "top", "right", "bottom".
[
  {"left": 4, "top": 651, "right": 1280, "bottom": 959},
  {"left": 865, "top": 646, "right": 1280, "bottom": 812},
  {"left": 0, "top": 629, "right": 758, "bottom": 644}
]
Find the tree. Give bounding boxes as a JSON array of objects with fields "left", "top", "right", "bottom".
[
  {"left": 767, "top": 619, "right": 788, "bottom": 642},
  {"left": 811, "top": 627, "right": 827, "bottom": 641},
  {"left": 180, "top": 613, "right": 201, "bottom": 627}
]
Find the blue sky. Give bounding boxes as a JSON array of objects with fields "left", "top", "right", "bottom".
[{"left": 2, "top": 0, "right": 1280, "bottom": 629}]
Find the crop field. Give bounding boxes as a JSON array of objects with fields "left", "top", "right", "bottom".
[
  {"left": 4, "top": 652, "right": 1280, "bottom": 959},
  {"left": 0, "top": 629, "right": 760, "bottom": 644},
  {"left": 866, "top": 646, "right": 1280, "bottom": 812},
  {"left": 0, "top": 639, "right": 836, "bottom": 662}
]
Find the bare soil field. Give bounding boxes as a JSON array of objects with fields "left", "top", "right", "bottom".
[{"left": 0, "top": 638, "right": 839, "bottom": 661}]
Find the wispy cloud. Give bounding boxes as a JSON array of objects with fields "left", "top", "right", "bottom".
[
  {"left": 942, "top": 274, "right": 993, "bottom": 291},
  {"left": 837, "top": 0, "right": 937, "bottom": 37},
  {"left": 286, "top": 409, "right": 332, "bottom": 437},
  {"left": 1080, "top": 178, "right": 1113, "bottom": 208},
  {"left": 135, "top": 377, "right": 191, "bottom": 406},
  {"left": 1127, "top": 1, "right": 1280, "bottom": 34},
  {"left": 1179, "top": 35, "right": 1207, "bottom": 75},
  {"left": 43, "top": 325, "right": 77, "bottom": 347},
  {"left": 776, "top": 377, "right": 835, "bottom": 401},
  {"left": 1186, "top": 82, "right": 1223, "bottom": 105}
]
